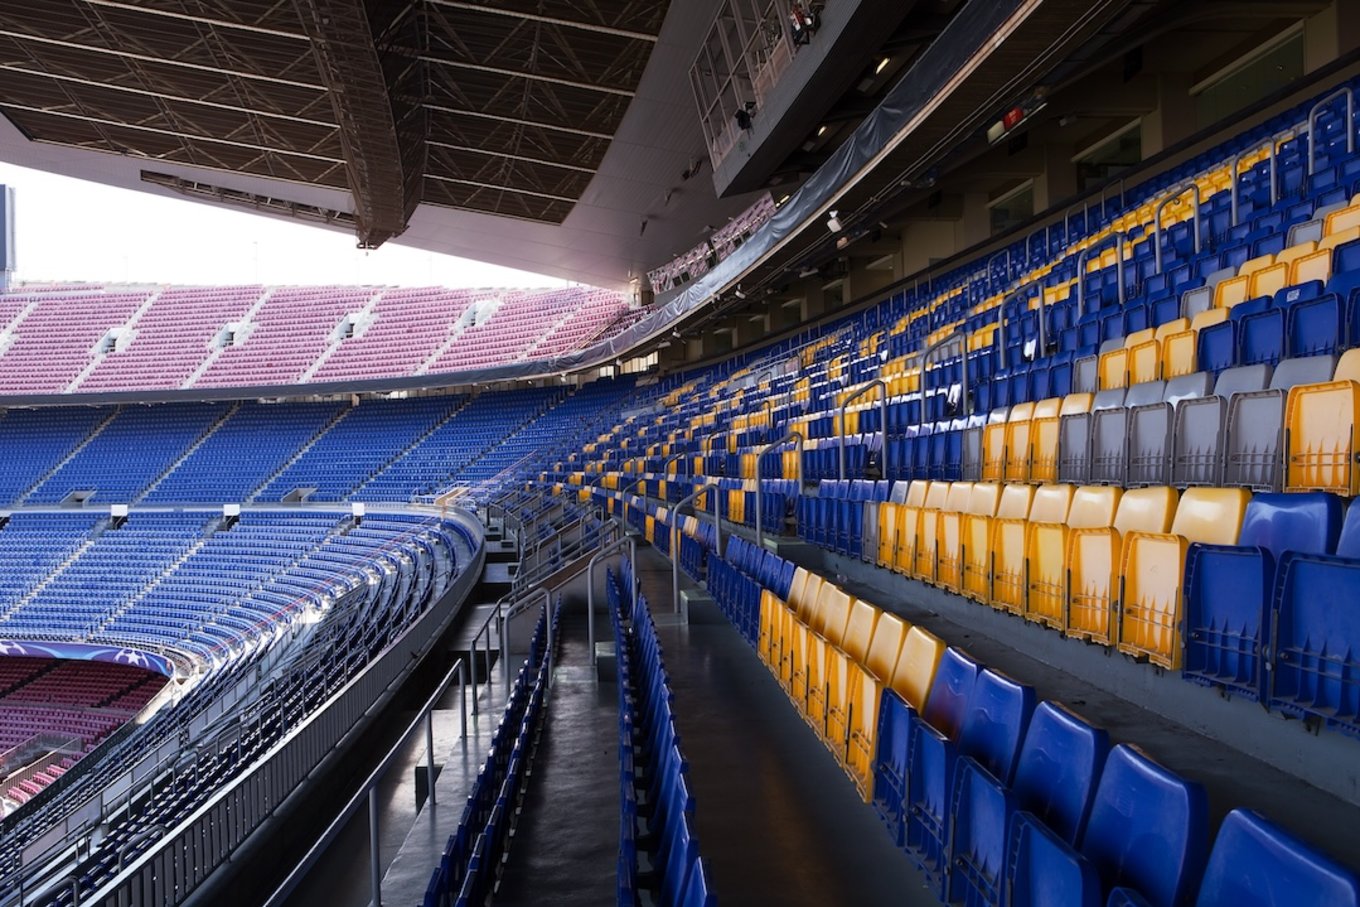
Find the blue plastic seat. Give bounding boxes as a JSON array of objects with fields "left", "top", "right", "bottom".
[
  {"left": 1010, "top": 702, "right": 1111, "bottom": 844},
  {"left": 1288, "top": 293, "right": 1344, "bottom": 357},
  {"left": 1195, "top": 809, "right": 1360, "bottom": 907},
  {"left": 1080, "top": 744, "right": 1209, "bottom": 907},
  {"left": 872, "top": 689, "right": 914, "bottom": 845},
  {"left": 1008, "top": 812, "right": 1104, "bottom": 907},
  {"left": 1197, "top": 321, "right": 1237, "bottom": 374},
  {"left": 1238, "top": 308, "right": 1284, "bottom": 366},
  {"left": 1183, "top": 492, "right": 1343, "bottom": 700}
]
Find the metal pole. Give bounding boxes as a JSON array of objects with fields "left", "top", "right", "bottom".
[
  {"left": 838, "top": 379, "right": 888, "bottom": 480},
  {"left": 670, "top": 483, "right": 719, "bottom": 619},
  {"left": 425, "top": 710, "right": 436, "bottom": 808},
  {"left": 369, "top": 788, "right": 381, "bottom": 907},
  {"left": 1076, "top": 246, "right": 1092, "bottom": 319},
  {"left": 1154, "top": 183, "right": 1201, "bottom": 273},
  {"left": 458, "top": 660, "right": 468, "bottom": 739},
  {"left": 545, "top": 593, "right": 554, "bottom": 685},
  {"left": 1116, "top": 232, "right": 1126, "bottom": 306},
  {"left": 470, "top": 633, "right": 479, "bottom": 717},
  {"left": 754, "top": 431, "right": 804, "bottom": 546},
  {"left": 1308, "top": 87, "right": 1354, "bottom": 175},
  {"left": 586, "top": 536, "right": 638, "bottom": 664},
  {"left": 918, "top": 331, "right": 968, "bottom": 429}
]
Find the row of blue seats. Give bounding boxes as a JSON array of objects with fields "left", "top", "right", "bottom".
[
  {"left": 611, "top": 561, "right": 715, "bottom": 907},
  {"left": 869, "top": 644, "right": 1360, "bottom": 906},
  {"left": 422, "top": 604, "right": 555, "bottom": 907},
  {"left": 708, "top": 535, "right": 797, "bottom": 645}
]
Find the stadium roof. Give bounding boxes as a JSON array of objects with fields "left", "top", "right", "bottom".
[{"left": 0, "top": 0, "right": 771, "bottom": 289}]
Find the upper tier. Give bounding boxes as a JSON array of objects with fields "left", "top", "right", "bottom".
[{"left": 0, "top": 284, "right": 634, "bottom": 396}]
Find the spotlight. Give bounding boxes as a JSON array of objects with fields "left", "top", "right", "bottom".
[
  {"left": 734, "top": 286, "right": 747, "bottom": 299},
  {"left": 826, "top": 210, "right": 842, "bottom": 233}
]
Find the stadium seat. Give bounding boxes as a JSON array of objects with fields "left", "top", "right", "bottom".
[
  {"left": 1285, "top": 348, "right": 1360, "bottom": 494},
  {"left": 1008, "top": 813, "right": 1104, "bottom": 907},
  {"left": 1066, "top": 486, "right": 1174, "bottom": 644},
  {"left": 1194, "top": 809, "right": 1360, "bottom": 907},
  {"left": 1081, "top": 744, "right": 1209, "bottom": 907},
  {"left": 963, "top": 483, "right": 1034, "bottom": 603},
  {"left": 844, "top": 612, "right": 909, "bottom": 796},
  {"left": 936, "top": 482, "right": 980, "bottom": 592},
  {"left": 1183, "top": 492, "right": 1343, "bottom": 700}
]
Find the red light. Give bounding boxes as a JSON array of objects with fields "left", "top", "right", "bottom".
[{"left": 1002, "top": 106, "right": 1024, "bottom": 130}]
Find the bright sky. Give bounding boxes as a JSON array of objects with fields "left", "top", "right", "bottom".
[{"left": 0, "top": 162, "right": 568, "bottom": 289}]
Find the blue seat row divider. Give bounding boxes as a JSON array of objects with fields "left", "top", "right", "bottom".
[
  {"left": 420, "top": 601, "right": 559, "bottom": 907},
  {"left": 611, "top": 560, "right": 716, "bottom": 907}
]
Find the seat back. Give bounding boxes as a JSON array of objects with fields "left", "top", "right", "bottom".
[
  {"left": 814, "top": 585, "right": 853, "bottom": 641},
  {"left": 863, "top": 612, "right": 908, "bottom": 682},
  {"left": 996, "top": 483, "right": 1035, "bottom": 520},
  {"left": 1170, "top": 487, "right": 1250, "bottom": 545},
  {"left": 1011, "top": 702, "right": 1110, "bottom": 845},
  {"left": 1066, "top": 486, "right": 1121, "bottom": 530},
  {"left": 1237, "top": 491, "right": 1343, "bottom": 558},
  {"left": 890, "top": 625, "right": 945, "bottom": 710},
  {"left": 956, "top": 668, "right": 1036, "bottom": 785},
  {"left": 1028, "top": 484, "right": 1076, "bottom": 523},
  {"left": 920, "top": 647, "right": 981, "bottom": 737},
  {"left": 1113, "top": 486, "right": 1177, "bottom": 535},
  {"left": 1081, "top": 744, "right": 1209, "bottom": 907},
  {"left": 1008, "top": 814, "right": 1103, "bottom": 907},
  {"left": 839, "top": 599, "right": 879, "bottom": 660},
  {"left": 1195, "top": 809, "right": 1360, "bottom": 907}
]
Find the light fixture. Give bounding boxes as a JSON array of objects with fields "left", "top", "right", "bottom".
[
  {"left": 826, "top": 210, "right": 842, "bottom": 233},
  {"left": 734, "top": 285, "right": 747, "bottom": 299},
  {"left": 817, "top": 125, "right": 828, "bottom": 137},
  {"left": 876, "top": 57, "right": 891, "bottom": 75}
]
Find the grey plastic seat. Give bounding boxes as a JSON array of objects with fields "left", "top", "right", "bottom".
[
  {"left": 1126, "top": 375, "right": 1209, "bottom": 487},
  {"left": 1073, "top": 356, "right": 1099, "bottom": 395},
  {"left": 863, "top": 500, "right": 880, "bottom": 563},
  {"left": 1287, "top": 217, "right": 1324, "bottom": 247},
  {"left": 1220, "top": 355, "right": 1337, "bottom": 491},
  {"left": 889, "top": 481, "right": 910, "bottom": 504},
  {"left": 1058, "top": 389, "right": 1124, "bottom": 484},
  {"left": 961, "top": 424, "right": 983, "bottom": 482},
  {"left": 1088, "top": 386, "right": 1158, "bottom": 486},
  {"left": 1170, "top": 366, "right": 1271, "bottom": 488},
  {"left": 1181, "top": 285, "right": 1214, "bottom": 320},
  {"left": 1098, "top": 337, "right": 1125, "bottom": 355}
]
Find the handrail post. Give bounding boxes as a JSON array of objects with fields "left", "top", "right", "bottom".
[
  {"left": 997, "top": 294, "right": 1012, "bottom": 371},
  {"left": 670, "top": 483, "right": 720, "bottom": 621},
  {"left": 1154, "top": 183, "right": 1202, "bottom": 273},
  {"left": 368, "top": 788, "right": 381, "bottom": 907},
  {"left": 621, "top": 476, "right": 645, "bottom": 532},
  {"left": 838, "top": 379, "right": 888, "bottom": 480},
  {"left": 586, "top": 536, "right": 638, "bottom": 665},
  {"left": 1308, "top": 86, "right": 1354, "bottom": 175},
  {"left": 1116, "top": 232, "right": 1126, "bottom": 306},
  {"left": 918, "top": 331, "right": 968, "bottom": 430},
  {"left": 754, "top": 431, "right": 804, "bottom": 546}
]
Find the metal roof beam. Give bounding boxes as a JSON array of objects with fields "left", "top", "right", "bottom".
[
  {"left": 419, "top": 54, "right": 635, "bottom": 98},
  {"left": 77, "top": 0, "right": 308, "bottom": 41},
  {"left": 428, "top": 139, "right": 596, "bottom": 174},
  {"left": 425, "top": 0, "right": 659, "bottom": 43},
  {"left": 425, "top": 172, "right": 577, "bottom": 204},
  {"left": 424, "top": 102, "right": 611, "bottom": 140},
  {"left": 0, "top": 63, "right": 335, "bottom": 128},
  {"left": 0, "top": 102, "right": 343, "bottom": 161},
  {"left": 0, "top": 28, "right": 326, "bottom": 91}
]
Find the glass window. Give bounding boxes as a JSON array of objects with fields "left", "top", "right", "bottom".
[
  {"left": 1194, "top": 30, "right": 1304, "bottom": 128},
  {"left": 989, "top": 182, "right": 1034, "bottom": 236},
  {"left": 1075, "top": 121, "right": 1142, "bottom": 194}
]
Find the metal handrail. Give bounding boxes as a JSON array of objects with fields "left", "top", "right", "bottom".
[
  {"left": 586, "top": 536, "right": 637, "bottom": 665},
  {"left": 670, "top": 483, "right": 720, "bottom": 621},
  {"left": 754, "top": 430, "right": 803, "bottom": 546},
  {"left": 838, "top": 379, "right": 888, "bottom": 480},
  {"left": 918, "top": 331, "right": 968, "bottom": 429},
  {"left": 1229, "top": 126, "right": 1298, "bottom": 227},
  {"left": 1074, "top": 231, "right": 1128, "bottom": 318},
  {"left": 1308, "top": 86, "right": 1354, "bottom": 175},
  {"left": 987, "top": 249, "right": 1011, "bottom": 288},
  {"left": 1154, "top": 182, "right": 1202, "bottom": 273},
  {"left": 262, "top": 656, "right": 468, "bottom": 907}
]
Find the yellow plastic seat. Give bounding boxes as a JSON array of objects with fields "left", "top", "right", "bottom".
[
  {"left": 913, "top": 482, "right": 951, "bottom": 582},
  {"left": 824, "top": 599, "right": 879, "bottom": 747},
  {"left": 758, "top": 588, "right": 785, "bottom": 669},
  {"left": 1290, "top": 248, "right": 1332, "bottom": 285},
  {"left": 1325, "top": 203, "right": 1360, "bottom": 236},
  {"left": 1118, "top": 487, "right": 1250, "bottom": 668},
  {"left": 803, "top": 586, "right": 854, "bottom": 726},
  {"left": 963, "top": 484, "right": 1034, "bottom": 603},
  {"left": 1065, "top": 486, "right": 1176, "bottom": 644},
  {"left": 1027, "top": 398, "right": 1064, "bottom": 482},
  {"left": 1004, "top": 402, "right": 1037, "bottom": 482},
  {"left": 1098, "top": 347, "right": 1129, "bottom": 390},
  {"left": 1021, "top": 485, "right": 1115, "bottom": 629},
  {"left": 877, "top": 502, "right": 899, "bottom": 569},
  {"left": 1320, "top": 226, "right": 1360, "bottom": 252},
  {"left": 1249, "top": 262, "right": 1289, "bottom": 299},
  {"left": 846, "top": 612, "right": 910, "bottom": 797},
  {"left": 942, "top": 483, "right": 1001, "bottom": 596},
  {"left": 888, "top": 625, "right": 946, "bottom": 711},
  {"left": 782, "top": 573, "right": 822, "bottom": 691},
  {"left": 982, "top": 409, "right": 1009, "bottom": 482},
  {"left": 934, "top": 482, "right": 976, "bottom": 591},
  {"left": 1215, "top": 275, "right": 1251, "bottom": 308},
  {"left": 993, "top": 484, "right": 1074, "bottom": 614},
  {"left": 1284, "top": 349, "right": 1360, "bottom": 495},
  {"left": 1162, "top": 310, "right": 1220, "bottom": 380},
  {"left": 891, "top": 481, "right": 930, "bottom": 575}
]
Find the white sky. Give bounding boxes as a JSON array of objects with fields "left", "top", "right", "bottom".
[{"left": 0, "top": 162, "right": 569, "bottom": 289}]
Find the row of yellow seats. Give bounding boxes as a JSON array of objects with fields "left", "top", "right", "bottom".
[
  {"left": 980, "top": 394, "right": 1093, "bottom": 483},
  {"left": 1214, "top": 235, "right": 1348, "bottom": 310},
  {"left": 756, "top": 568, "right": 945, "bottom": 799},
  {"left": 1097, "top": 319, "right": 1195, "bottom": 388},
  {"left": 871, "top": 480, "right": 1250, "bottom": 668}
]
